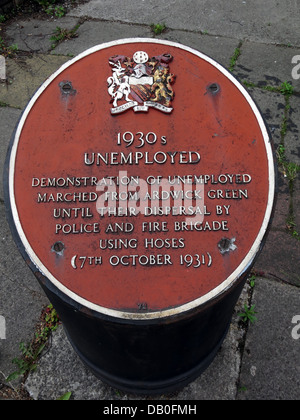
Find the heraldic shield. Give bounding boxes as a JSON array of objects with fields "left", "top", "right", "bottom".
[{"left": 107, "top": 50, "right": 176, "bottom": 115}]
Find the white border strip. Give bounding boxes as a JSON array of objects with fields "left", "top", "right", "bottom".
[{"left": 9, "top": 38, "right": 275, "bottom": 320}]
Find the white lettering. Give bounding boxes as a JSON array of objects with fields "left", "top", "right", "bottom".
[
  {"left": 147, "top": 404, "right": 197, "bottom": 415},
  {"left": 292, "top": 315, "right": 300, "bottom": 339},
  {"left": 0, "top": 315, "right": 6, "bottom": 339},
  {"left": 292, "top": 55, "right": 300, "bottom": 80}
]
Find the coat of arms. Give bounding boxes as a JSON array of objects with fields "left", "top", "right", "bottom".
[{"left": 107, "top": 51, "right": 175, "bottom": 115}]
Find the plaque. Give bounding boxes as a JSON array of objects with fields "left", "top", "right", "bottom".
[{"left": 6, "top": 39, "right": 275, "bottom": 322}]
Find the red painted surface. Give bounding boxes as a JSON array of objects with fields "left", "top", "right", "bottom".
[{"left": 12, "top": 42, "right": 271, "bottom": 313}]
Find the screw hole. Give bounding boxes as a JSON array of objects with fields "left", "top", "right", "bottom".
[
  {"left": 59, "top": 81, "right": 75, "bottom": 95},
  {"left": 62, "top": 83, "right": 72, "bottom": 93},
  {"left": 218, "top": 237, "right": 237, "bottom": 254},
  {"left": 52, "top": 242, "right": 65, "bottom": 254},
  {"left": 219, "top": 238, "right": 231, "bottom": 250},
  {"left": 207, "top": 83, "right": 220, "bottom": 95}
]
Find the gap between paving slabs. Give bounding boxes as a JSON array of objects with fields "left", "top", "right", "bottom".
[{"left": 0, "top": 15, "right": 79, "bottom": 108}]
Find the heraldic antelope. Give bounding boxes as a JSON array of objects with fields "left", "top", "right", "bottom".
[{"left": 107, "top": 61, "right": 131, "bottom": 108}]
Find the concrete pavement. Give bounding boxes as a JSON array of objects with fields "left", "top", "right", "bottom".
[{"left": 0, "top": 0, "right": 299, "bottom": 400}]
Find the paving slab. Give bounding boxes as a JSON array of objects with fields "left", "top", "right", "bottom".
[
  {"left": 52, "top": 20, "right": 153, "bottom": 56},
  {"left": 0, "top": 54, "right": 71, "bottom": 109},
  {"left": 5, "top": 17, "right": 80, "bottom": 54},
  {"left": 24, "top": 283, "right": 250, "bottom": 400},
  {"left": 267, "top": 171, "right": 290, "bottom": 231},
  {"left": 0, "top": 202, "right": 49, "bottom": 384},
  {"left": 235, "top": 41, "right": 300, "bottom": 91},
  {"left": 245, "top": 87, "right": 285, "bottom": 149},
  {"left": 0, "top": 106, "right": 22, "bottom": 201},
  {"left": 53, "top": 21, "right": 240, "bottom": 70},
  {"left": 69, "top": 0, "right": 300, "bottom": 47},
  {"left": 157, "top": 31, "right": 239, "bottom": 69},
  {"left": 253, "top": 162, "right": 300, "bottom": 288},
  {"left": 237, "top": 278, "right": 300, "bottom": 400},
  {"left": 53, "top": 23, "right": 240, "bottom": 72},
  {"left": 286, "top": 95, "right": 300, "bottom": 165},
  {"left": 254, "top": 229, "right": 300, "bottom": 287},
  {"left": 294, "top": 175, "right": 300, "bottom": 232}
]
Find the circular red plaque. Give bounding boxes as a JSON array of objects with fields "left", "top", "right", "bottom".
[{"left": 8, "top": 39, "right": 275, "bottom": 320}]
